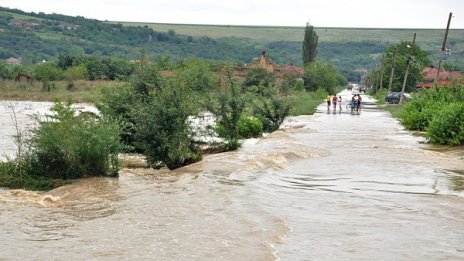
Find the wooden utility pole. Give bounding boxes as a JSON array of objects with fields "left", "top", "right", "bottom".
[
  {"left": 379, "top": 54, "right": 385, "bottom": 90},
  {"left": 434, "top": 12, "right": 453, "bottom": 87},
  {"left": 400, "top": 33, "right": 416, "bottom": 104},
  {"left": 387, "top": 48, "right": 397, "bottom": 92}
]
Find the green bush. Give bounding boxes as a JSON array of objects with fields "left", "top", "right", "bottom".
[
  {"left": 401, "top": 99, "right": 441, "bottom": 131},
  {"left": 400, "top": 87, "right": 464, "bottom": 131},
  {"left": 0, "top": 102, "right": 122, "bottom": 190},
  {"left": 237, "top": 115, "right": 263, "bottom": 138},
  {"left": 215, "top": 115, "right": 263, "bottom": 139},
  {"left": 134, "top": 85, "right": 201, "bottom": 169},
  {"left": 96, "top": 84, "right": 142, "bottom": 152},
  {"left": 254, "top": 97, "right": 290, "bottom": 132},
  {"left": 426, "top": 103, "right": 464, "bottom": 145},
  {"left": 27, "top": 102, "right": 122, "bottom": 179}
]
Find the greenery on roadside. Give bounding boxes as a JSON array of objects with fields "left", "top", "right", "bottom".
[
  {"left": 400, "top": 85, "right": 464, "bottom": 145},
  {"left": 0, "top": 102, "right": 122, "bottom": 190}
]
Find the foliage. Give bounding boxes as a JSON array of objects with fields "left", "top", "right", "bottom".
[
  {"left": 0, "top": 102, "right": 122, "bottom": 190},
  {"left": 244, "top": 67, "right": 275, "bottom": 89},
  {"left": 33, "top": 62, "right": 62, "bottom": 81},
  {"left": 254, "top": 96, "right": 290, "bottom": 132},
  {"left": 303, "top": 61, "right": 338, "bottom": 94},
  {"left": 96, "top": 84, "right": 142, "bottom": 152},
  {"left": 426, "top": 103, "right": 464, "bottom": 145},
  {"left": 380, "top": 41, "right": 431, "bottom": 92},
  {"left": 27, "top": 102, "right": 121, "bottom": 179},
  {"left": 131, "top": 60, "right": 162, "bottom": 99},
  {"left": 285, "top": 89, "right": 327, "bottom": 115},
  {"left": 400, "top": 87, "right": 464, "bottom": 131},
  {"left": 302, "top": 23, "right": 318, "bottom": 66},
  {"left": 237, "top": 115, "right": 263, "bottom": 138},
  {"left": 134, "top": 84, "right": 201, "bottom": 169},
  {"left": 64, "top": 64, "right": 88, "bottom": 81},
  {"left": 208, "top": 74, "right": 245, "bottom": 150},
  {"left": 216, "top": 115, "right": 263, "bottom": 139},
  {"left": 174, "top": 59, "right": 218, "bottom": 92}
]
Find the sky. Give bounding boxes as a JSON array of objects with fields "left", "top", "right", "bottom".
[{"left": 2, "top": 0, "right": 464, "bottom": 28}]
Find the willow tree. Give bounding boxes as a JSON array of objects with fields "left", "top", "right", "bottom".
[{"left": 302, "top": 23, "right": 318, "bottom": 66}]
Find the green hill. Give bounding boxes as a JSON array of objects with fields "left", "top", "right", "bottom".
[{"left": 0, "top": 6, "right": 463, "bottom": 81}]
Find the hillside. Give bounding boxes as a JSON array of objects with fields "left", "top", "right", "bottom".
[{"left": 0, "top": 6, "right": 463, "bottom": 81}]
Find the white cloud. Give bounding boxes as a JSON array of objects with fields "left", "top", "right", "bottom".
[{"left": 2, "top": 0, "right": 463, "bottom": 28}]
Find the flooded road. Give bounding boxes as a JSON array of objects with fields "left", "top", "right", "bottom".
[{"left": 1, "top": 91, "right": 464, "bottom": 260}]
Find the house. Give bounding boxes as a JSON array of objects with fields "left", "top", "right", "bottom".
[
  {"left": 417, "top": 66, "right": 463, "bottom": 89},
  {"left": 245, "top": 51, "right": 278, "bottom": 72},
  {"left": 15, "top": 74, "right": 33, "bottom": 83},
  {"left": 6, "top": 57, "right": 21, "bottom": 65},
  {"left": 276, "top": 63, "right": 305, "bottom": 78}
]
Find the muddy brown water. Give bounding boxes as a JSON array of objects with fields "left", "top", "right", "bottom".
[{"left": 1, "top": 91, "right": 464, "bottom": 260}]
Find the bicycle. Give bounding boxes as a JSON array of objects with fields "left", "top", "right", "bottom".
[{"left": 347, "top": 102, "right": 361, "bottom": 114}]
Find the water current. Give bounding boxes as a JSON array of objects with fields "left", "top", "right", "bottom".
[{"left": 1, "top": 91, "right": 464, "bottom": 260}]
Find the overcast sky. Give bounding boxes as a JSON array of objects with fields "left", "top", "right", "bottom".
[{"left": 2, "top": 0, "right": 463, "bottom": 28}]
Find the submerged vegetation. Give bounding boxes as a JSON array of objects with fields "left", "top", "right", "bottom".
[{"left": 0, "top": 103, "right": 122, "bottom": 190}]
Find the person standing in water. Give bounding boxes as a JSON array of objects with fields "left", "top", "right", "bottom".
[
  {"left": 338, "top": 96, "right": 342, "bottom": 111},
  {"left": 326, "top": 95, "right": 331, "bottom": 110},
  {"left": 332, "top": 95, "right": 338, "bottom": 111}
]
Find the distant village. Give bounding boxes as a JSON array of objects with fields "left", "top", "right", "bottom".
[{"left": 5, "top": 50, "right": 463, "bottom": 89}]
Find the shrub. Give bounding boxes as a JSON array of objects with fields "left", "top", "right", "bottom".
[
  {"left": 426, "top": 103, "right": 464, "bottom": 145},
  {"left": 208, "top": 75, "right": 245, "bottom": 150},
  {"left": 401, "top": 99, "right": 441, "bottom": 131},
  {"left": 134, "top": 85, "right": 201, "bottom": 169},
  {"left": 27, "top": 102, "right": 122, "bottom": 179},
  {"left": 237, "top": 115, "right": 263, "bottom": 138},
  {"left": 400, "top": 86, "right": 464, "bottom": 131},
  {"left": 244, "top": 67, "right": 275, "bottom": 88},
  {"left": 96, "top": 84, "right": 142, "bottom": 152},
  {"left": 254, "top": 97, "right": 290, "bottom": 132},
  {"left": 215, "top": 115, "right": 263, "bottom": 139}
]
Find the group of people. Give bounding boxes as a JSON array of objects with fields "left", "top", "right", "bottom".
[
  {"left": 326, "top": 94, "right": 362, "bottom": 113},
  {"left": 350, "top": 94, "right": 362, "bottom": 113},
  {"left": 326, "top": 95, "right": 342, "bottom": 111}
]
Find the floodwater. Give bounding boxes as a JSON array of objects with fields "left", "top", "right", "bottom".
[{"left": 1, "top": 91, "right": 464, "bottom": 260}]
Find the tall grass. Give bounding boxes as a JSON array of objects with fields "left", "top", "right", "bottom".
[
  {"left": 285, "top": 89, "right": 327, "bottom": 115},
  {"left": 0, "top": 80, "right": 125, "bottom": 102}
]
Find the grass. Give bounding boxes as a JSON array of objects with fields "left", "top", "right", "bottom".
[
  {"left": 370, "top": 88, "right": 404, "bottom": 119},
  {"left": 0, "top": 10, "right": 44, "bottom": 21},
  {"left": 284, "top": 90, "right": 326, "bottom": 115},
  {"left": 117, "top": 21, "right": 464, "bottom": 46},
  {"left": 0, "top": 80, "right": 126, "bottom": 102}
]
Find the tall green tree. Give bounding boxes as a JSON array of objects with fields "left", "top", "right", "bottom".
[
  {"left": 303, "top": 61, "right": 337, "bottom": 94},
  {"left": 302, "top": 23, "right": 318, "bottom": 66}
]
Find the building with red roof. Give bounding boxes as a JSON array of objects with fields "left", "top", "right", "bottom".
[{"left": 417, "top": 66, "right": 463, "bottom": 89}]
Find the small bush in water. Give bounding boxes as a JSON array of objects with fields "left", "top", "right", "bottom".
[
  {"left": 0, "top": 102, "right": 122, "bottom": 190},
  {"left": 27, "top": 102, "right": 122, "bottom": 180},
  {"left": 215, "top": 115, "right": 263, "bottom": 139},
  {"left": 254, "top": 97, "right": 290, "bottom": 132}
]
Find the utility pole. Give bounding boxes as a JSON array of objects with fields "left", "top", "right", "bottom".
[
  {"left": 434, "top": 12, "right": 453, "bottom": 87},
  {"left": 387, "top": 48, "right": 397, "bottom": 93},
  {"left": 379, "top": 54, "right": 385, "bottom": 91},
  {"left": 400, "top": 33, "right": 416, "bottom": 104}
]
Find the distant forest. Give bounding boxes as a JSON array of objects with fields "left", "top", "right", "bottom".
[{"left": 1, "top": 7, "right": 461, "bottom": 81}]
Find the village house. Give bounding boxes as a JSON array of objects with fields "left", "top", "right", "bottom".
[
  {"left": 6, "top": 57, "right": 21, "bottom": 65},
  {"left": 417, "top": 66, "right": 463, "bottom": 89},
  {"left": 15, "top": 74, "right": 33, "bottom": 83},
  {"left": 242, "top": 51, "right": 304, "bottom": 78}
]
